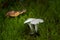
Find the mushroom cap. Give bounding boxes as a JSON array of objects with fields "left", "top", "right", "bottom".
[
  {"left": 6, "top": 11, "right": 14, "bottom": 16},
  {"left": 24, "top": 18, "right": 44, "bottom": 24},
  {"left": 6, "top": 11, "right": 20, "bottom": 17},
  {"left": 30, "top": 19, "right": 44, "bottom": 24},
  {"left": 24, "top": 18, "right": 36, "bottom": 24},
  {"left": 6, "top": 9, "right": 26, "bottom": 17}
]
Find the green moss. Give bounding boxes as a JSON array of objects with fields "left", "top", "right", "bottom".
[{"left": 0, "top": 0, "right": 59, "bottom": 40}]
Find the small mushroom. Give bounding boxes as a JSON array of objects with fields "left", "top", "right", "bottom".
[
  {"left": 6, "top": 9, "right": 26, "bottom": 17},
  {"left": 24, "top": 18, "right": 44, "bottom": 34}
]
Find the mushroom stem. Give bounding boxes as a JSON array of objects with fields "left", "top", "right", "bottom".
[
  {"left": 28, "top": 23, "right": 34, "bottom": 34},
  {"left": 35, "top": 24, "right": 38, "bottom": 33}
]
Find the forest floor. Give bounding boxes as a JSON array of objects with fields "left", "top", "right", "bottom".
[{"left": 0, "top": 0, "right": 60, "bottom": 40}]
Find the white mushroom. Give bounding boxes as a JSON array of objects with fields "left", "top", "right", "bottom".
[
  {"left": 24, "top": 18, "right": 36, "bottom": 24},
  {"left": 24, "top": 18, "right": 44, "bottom": 34}
]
